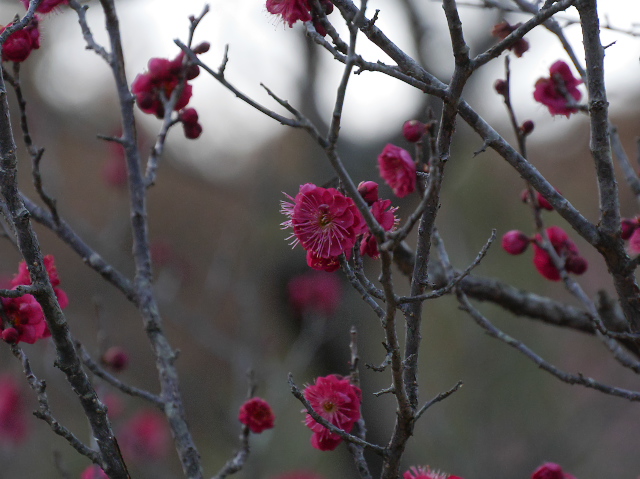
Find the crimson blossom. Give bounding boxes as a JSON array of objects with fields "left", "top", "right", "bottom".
[
  {"left": 378, "top": 144, "right": 417, "bottom": 198},
  {"left": 281, "top": 183, "right": 366, "bottom": 271},
  {"left": 238, "top": 397, "right": 276, "bottom": 433},
  {"left": 533, "top": 226, "right": 587, "bottom": 281},
  {"left": 0, "top": 374, "right": 28, "bottom": 445},
  {"left": 288, "top": 270, "right": 342, "bottom": 316},
  {"left": 266, "top": 0, "right": 312, "bottom": 26},
  {"left": 1, "top": 255, "right": 68, "bottom": 344},
  {"left": 531, "top": 462, "right": 577, "bottom": 479},
  {"left": 266, "top": 0, "right": 334, "bottom": 35},
  {"left": 360, "top": 198, "right": 399, "bottom": 258},
  {"left": 1, "top": 17, "right": 40, "bottom": 63},
  {"left": 303, "top": 374, "right": 362, "bottom": 451},
  {"left": 20, "top": 0, "right": 68, "bottom": 14},
  {"left": 404, "top": 466, "right": 463, "bottom": 479},
  {"left": 533, "top": 60, "right": 582, "bottom": 117},
  {"left": 119, "top": 410, "right": 170, "bottom": 463}
]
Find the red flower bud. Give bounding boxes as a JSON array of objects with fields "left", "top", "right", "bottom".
[
  {"left": 494, "top": 79, "right": 508, "bottom": 96},
  {"left": 502, "top": 230, "right": 530, "bottom": 255},
  {"left": 565, "top": 255, "right": 588, "bottom": 275},
  {"left": 192, "top": 42, "right": 210, "bottom": 54},
  {"left": 402, "top": 120, "right": 425, "bottom": 143},
  {"left": 357, "top": 181, "right": 379, "bottom": 205},
  {"left": 520, "top": 120, "right": 535, "bottom": 135},
  {"left": 102, "top": 346, "right": 130, "bottom": 372}
]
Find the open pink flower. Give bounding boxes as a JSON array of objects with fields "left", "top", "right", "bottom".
[
  {"left": 282, "top": 183, "right": 366, "bottom": 260},
  {"left": 532, "top": 462, "right": 577, "bottom": 479},
  {"left": 533, "top": 226, "right": 587, "bottom": 281},
  {"left": 20, "top": 0, "right": 68, "bottom": 14},
  {"left": 119, "top": 410, "right": 170, "bottom": 462},
  {"left": 0, "top": 374, "right": 28, "bottom": 445},
  {"left": 288, "top": 270, "right": 341, "bottom": 316},
  {"left": 404, "top": 466, "right": 463, "bottom": 479},
  {"left": 266, "top": 0, "right": 312, "bottom": 26},
  {"left": 1, "top": 17, "right": 40, "bottom": 63},
  {"left": 378, "top": 144, "right": 416, "bottom": 198},
  {"left": 303, "top": 374, "right": 361, "bottom": 451},
  {"left": 360, "top": 199, "right": 398, "bottom": 258},
  {"left": 238, "top": 397, "right": 275, "bottom": 433},
  {"left": 12, "top": 255, "right": 69, "bottom": 309},
  {"left": 534, "top": 61, "right": 582, "bottom": 117},
  {"left": 402, "top": 466, "right": 462, "bottom": 479}
]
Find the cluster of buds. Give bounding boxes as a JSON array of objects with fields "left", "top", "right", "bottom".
[
  {"left": 491, "top": 21, "right": 530, "bottom": 57},
  {"left": 502, "top": 226, "right": 588, "bottom": 281},
  {"left": 1, "top": 17, "right": 40, "bottom": 63},
  {"left": 131, "top": 42, "right": 209, "bottom": 139}
]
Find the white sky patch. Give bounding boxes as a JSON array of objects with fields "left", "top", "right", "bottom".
[{"left": 18, "top": 0, "right": 640, "bottom": 179}]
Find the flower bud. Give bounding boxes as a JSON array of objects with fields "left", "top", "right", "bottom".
[
  {"left": 565, "top": 255, "right": 587, "bottom": 275},
  {"left": 402, "top": 120, "right": 425, "bottom": 143},
  {"left": 1, "top": 328, "right": 19, "bottom": 344},
  {"left": 192, "top": 42, "right": 210, "bottom": 54},
  {"left": 502, "top": 230, "right": 530, "bottom": 255},
  {"left": 102, "top": 346, "right": 130, "bottom": 372},
  {"left": 494, "top": 79, "right": 508, "bottom": 96},
  {"left": 520, "top": 120, "right": 534, "bottom": 135},
  {"left": 357, "top": 181, "right": 379, "bottom": 205}
]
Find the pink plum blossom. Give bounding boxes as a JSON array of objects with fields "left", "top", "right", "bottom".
[
  {"left": 119, "top": 410, "right": 170, "bottom": 462},
  {"left": 288, "top": 270, "right": 341, "bottom": 316},
  {"left": 303, "top": 374, "right": 361, "bottom": 451},
  {"left": 0, "top": 374, "right": 28, "bottom": 444},
  {"left": 281, "top": 183, "right": 366, "bottom": 260},
  {"left": 1, "top": 17, "right": 40, "bottom": 63},
  {"left": 360, "top": 199, "right": 398, "bottom": 258},
  {"left": 534, "top": 61, "right": 582, "bottom": 117},
  {"left": 378, "top": 144, "right": 416, "bottom": 198},
  {"left": 20, "top": 0, "right": 68, "bottom": 14},
  {"left": 238, "top": 397, "right": 275, "bottom": 433}
]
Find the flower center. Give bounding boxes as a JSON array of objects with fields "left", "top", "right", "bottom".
[
  {"left": 322, "top": 400, "right": 337, "bottom": 414},
  {"left": 317, "top": 205, "right": 333, "bottom": 228}
]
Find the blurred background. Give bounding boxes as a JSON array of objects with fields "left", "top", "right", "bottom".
[{"left": 0, "top": 0, "right": 638, "bottom": 478}]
